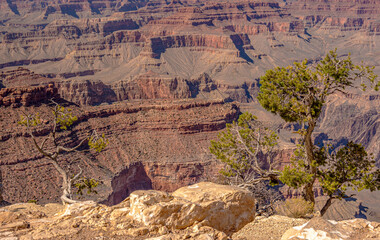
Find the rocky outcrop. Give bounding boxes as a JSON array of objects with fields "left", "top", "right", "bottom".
[
  {"left": 0, "top": 182, "right": 255, "bottom": 239},
  {"left": 130, "top": 182, "right": 255, "bottom": 234},
  {"left": 0, "top": 190, "right": 378, "bottom": 240},
  {"left": 281, "top": 216, "right": 380, "bottom": 240},
  {"left": 0, "top": 84, "right": 58, "bottom": 107},
  {"left": 112, "top": 74, "right": 191, "bottom": 100},
  {"left": 0, "top": 68, "right": 257, "bottom": 106},
  {"left": 56, "top": 79, "right": 117, "bottom": 105},
  {"left": 140, "top": 33, "right": 253, "bottom": 59}
]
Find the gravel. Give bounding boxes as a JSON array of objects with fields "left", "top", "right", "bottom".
[{"left": 232, "top": 215, "right": 308, "bottom": 240}]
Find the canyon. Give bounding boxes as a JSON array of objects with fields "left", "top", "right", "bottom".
[
  {"left": 0, "top": 0, "right": 379, "bottom": 209},
  {"left": 0, "top": 86, "right": 239, "bottom": 204}
]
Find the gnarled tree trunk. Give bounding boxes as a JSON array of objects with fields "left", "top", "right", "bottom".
[{"left": 303, "top": 120, "right": 317, "bottom": 205}]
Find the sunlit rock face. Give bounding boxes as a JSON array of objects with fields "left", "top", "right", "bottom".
[
  {"left": 129, "top": 182, "right": 256, "bottom": 234},
  {"left": 281, "top": 217, "right": 380, "bottom": 240},
  {"left": 0, "top": 182, "right": 255, "bottom": 239}
]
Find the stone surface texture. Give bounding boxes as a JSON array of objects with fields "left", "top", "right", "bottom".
[
  {"left": 129, "top": 182, "right": 256, "bottom": 234},
  {"left": 232, "top": 215, "right": 308, "bottom": 240},
  {"left": 281, "top": 217, "right": 380, "bottom": 240},
  {"left": 0, "top": 182, "right": 255, "bottom": 240},
  {"left": 0, "top": 195, "right": 378, "bottom": 240}
]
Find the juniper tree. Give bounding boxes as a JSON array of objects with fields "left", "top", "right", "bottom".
[
  {"left": 258, "top": 49, "right": 380, "bottom": 214},
  {"left": 210, "top": 112, "right": 280, "bottom": 187},
  {"left": 19, "top": 101, "right": 108, "bottom": 204},
  {"left": 209, "top": 112, "right": 282, "bottom": 214},
  {"left": 315, "top": 142, "right": 380, "bottom": 215}
]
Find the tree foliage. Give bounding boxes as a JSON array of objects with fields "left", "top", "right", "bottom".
[
  {"left": 258, "top": 50, "right": 378, "bottom": 124},
  {"left": 316, "top": 142, "right": 379, "bottom": 195},
  {"left": 73, "top": 177, "right": 100, "bottom": 196},
  {"left": 258, "top": 49, "right": 380, "bottom": 215},
  {"left": 316, "top": 142, "right": 379, "bottom": 215},
  {"left": 210, "top": 112, "right": 281, "bottom": 215},
  {"left": 19, "top": 101, "right": 108, "bottom": 204},
  {"left": 210, "top": 112, "right": 280, "bottom": 186}
]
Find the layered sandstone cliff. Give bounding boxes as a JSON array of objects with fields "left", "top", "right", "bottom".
[
  {"left": 0, "top": 96, "right": 239, "bottom": 204},
  {"left": 0, "top": 84, "right": 58, "bottom": 107}
]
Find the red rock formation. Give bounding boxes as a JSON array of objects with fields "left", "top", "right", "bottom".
[
  {"left": 0, "top": 68, "right": 256, "bottom": 106},
  {"left": 0, "top": 84, "right": 58, "bottom": 107},
  {"left": 0, "top": 98, "right": 239, "bottom": 204},
  {"left": 112, "top": 74, "right": 191, "bottom": 100},
  {"left": 0, "top": 68, "right": 53, "bottom": 87},
  {"left": 56, "top": 80, "right": 117, "bottom": 105}
]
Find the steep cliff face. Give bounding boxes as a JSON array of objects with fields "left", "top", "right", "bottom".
[
  {"left": 0, "top": 97, "right": 239, "bottom": 204},
  {"left": 0, "top": 68, "right": 256, "bottom": 105},
  {"left": 112, "top": 74, "right": 192, "bottom": 100},
  {"left": 0, "top": 84, "right": 58, "bottom": 107},
  {"left": 56, "top": 80, "right": 117, "bottom": 105}
]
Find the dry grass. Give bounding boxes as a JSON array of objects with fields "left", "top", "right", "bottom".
[{"left": 276, "top": 198, "right": 314, "bottom": 218}]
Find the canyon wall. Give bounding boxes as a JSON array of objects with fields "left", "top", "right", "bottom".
[
  {"left": 2, "top": 0, "right": 380, "bottom": 92},
  {"left": 1, "top": 0, "right": 380, "bottom": 205},
  {"left": 0, "top": 92, "right": 239, "bottom": 204}
]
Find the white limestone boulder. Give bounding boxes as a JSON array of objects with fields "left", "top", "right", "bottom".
[
  {"left": 281, "top": 217, "right": 380, "bottom": 240},
  {"left": 129, "top": 182, "right": 256, "bottom": 234}
]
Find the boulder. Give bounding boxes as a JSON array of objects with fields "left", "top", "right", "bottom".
[
  {"left": 129, "top": 190, "right": 206, "bottom": 230},
  {"left": 281, "top": 217, "right": 380, "bottom": 240},
  {"left": 129, "top": 182, "right": 256, "bottom": 234},
  {"left": 173, "top": 182, "right": 256, "bottom": 233}
]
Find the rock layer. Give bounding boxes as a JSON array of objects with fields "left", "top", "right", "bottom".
[
  {"left": 0, "top": 84, "right": 58, "bottom": 107},
  {"left": 0, "top": 98, "right": 239, "bottom": 204}
]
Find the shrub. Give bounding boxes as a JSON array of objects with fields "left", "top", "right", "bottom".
[{"left": 276, "top": 198, "right": 314, "bottom": 218}]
